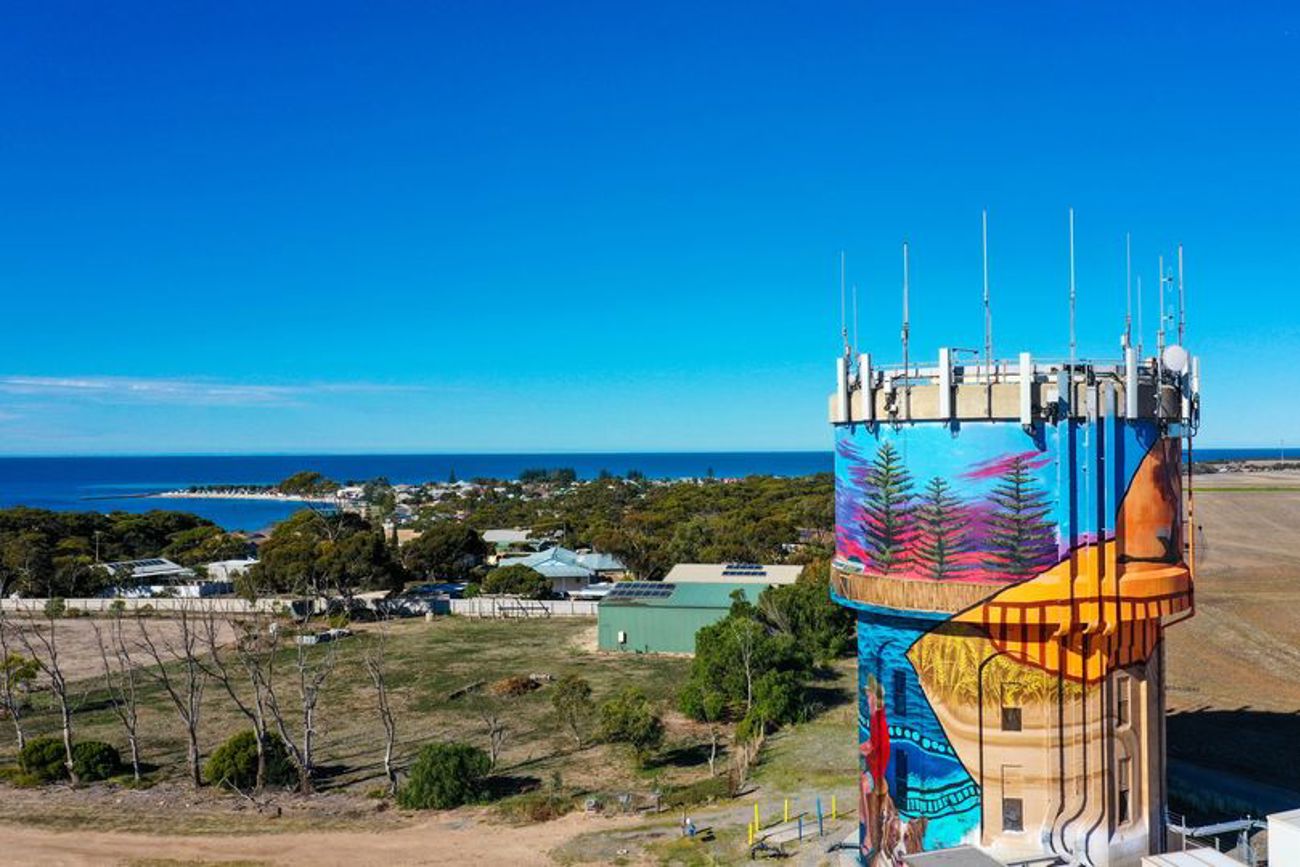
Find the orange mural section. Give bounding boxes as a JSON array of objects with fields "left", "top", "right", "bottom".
[{"left": 945, "top": 439, "right": 1191, "bottom": 684}]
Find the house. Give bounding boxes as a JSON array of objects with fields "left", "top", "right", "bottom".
[
  {"left": 663, "top": 562, "right": 804, "bottom": 585},
  {"left": 482, "top": 528, "right": 531, "bottom": 548},
  {"left": 99, "top": 558, "right": 230, "bottom": 598},
  {"left": 102, "top": 557, "right": 195, "bottom": 585},
  {"left": 496, "top": 546, "right": 628, "bottom": 596},
  {"left": 203, "top": 558, "right": 258, "bottom": 583}
]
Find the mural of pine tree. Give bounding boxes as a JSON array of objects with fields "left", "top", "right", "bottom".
[
  {"left": 915, "top": 476, "right": 969, "bottom": 580},
  {"left": 984, "top": 454, "right": 1055, "bottom": 578},
  {"left": 862, "top": 441, "right": 914, "bottom": 574}
]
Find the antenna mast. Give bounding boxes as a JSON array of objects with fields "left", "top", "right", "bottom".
[
  {"left": 982, "top": 209, "right": 992, "bottom": 381},
  {"left": 839, "top": 250, "right": 849, "bottom": 358},
  {"left": 1124, "top": 233, "right": 1133, "bottom": 349},
  {"left": 1136, "top": 275, "right": 1144, "bottom": 359},
  {"left": 1178, "top": 244, "right": 1186, "bottom": 345},
  {"left": 852, "top": 284, "right": 860, "bottom": 360},
  {"left": 1158, "top": 254, "right": 1166, "bottom": 354},
  {"left": 902, "top": 240, "right": 911, "bottom": 419},
  {"left": 1068, "top": 208, "right": 1077, "bottom": 370}
]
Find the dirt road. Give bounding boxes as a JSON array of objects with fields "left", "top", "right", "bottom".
[{"left": 0, "top": 810, "right": 650, "bottom": 866}]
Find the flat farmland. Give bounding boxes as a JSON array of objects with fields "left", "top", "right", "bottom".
[{"left": 1165, "top": 469, "right": 1300, "bottom": 809}]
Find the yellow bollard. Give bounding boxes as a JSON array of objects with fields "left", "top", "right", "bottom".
[
  {"left": 784, "top": 798, "right": 789, "bottom": 823},
  {"left": 748, "top": 822, "right": 754, "bottom": 846},
  {"left": 831, "top": 795, "right": 837, "bottom": 820},
  {"left": 754, "top": 802, "right": 760, "bottom": 829}
]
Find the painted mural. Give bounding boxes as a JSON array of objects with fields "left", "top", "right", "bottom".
[{"left": 833, "top": 418, "right": 1192, "bottom": 865}]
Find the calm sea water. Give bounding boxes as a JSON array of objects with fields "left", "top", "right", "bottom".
[
  {"left": 0, "top": 452, "right": 832, "bottom": 531},
  {"left": 0, "top": 447, "right": 1274, "bottom": 532}
]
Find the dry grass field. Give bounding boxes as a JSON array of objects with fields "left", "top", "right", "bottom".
[{"left": 1165, "top": 468, "right": 1300, "bottom": 811}]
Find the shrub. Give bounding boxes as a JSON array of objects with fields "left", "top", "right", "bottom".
[
  {"left": 18, "top": 736, "right": 67, "bottom": 782},
  {"left": 43, "top": 598, "right": 66, "bottom": 619},
  {"left": 599, "top": 687, "right": 664, "bottom": 767},
  {"left": 493, "top": 789, "right": 575, "bottom": 824},
  {"left": 661, "top": 775, "right": 731, "bottom": 809},
  {"left": 481, "top": 564, "right": 550, "bottom": 599},
  {"left": 71, "top": 741, "right": 120, "bottom": 782},
  {"left": 396, "top": 742, "right": 490, "bottom": 810},
  {"left": 204, "top": 730, "right": 296, "bottom": 790}
]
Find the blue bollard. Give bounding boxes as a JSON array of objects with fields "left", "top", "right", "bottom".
[
  {"left": 799, "top": 816, "right": 804, "bottom": 841},
  {"left": 817, "top": 797, "right": 824, "bottom": 837}
]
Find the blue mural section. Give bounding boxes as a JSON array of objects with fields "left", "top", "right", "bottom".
[
  {"left": 834, "top": 418, "right": 1165, "bottom": 581},
  {"left": 855, "top": 608, "right": 979, "bottom": 854}
]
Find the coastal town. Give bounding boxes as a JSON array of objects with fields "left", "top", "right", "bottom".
[{"left": 3, "top": 2, "right": 1299, "bottom": 866}]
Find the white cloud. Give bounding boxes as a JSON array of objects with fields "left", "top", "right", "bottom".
[{"left": 0, "top": 375, "right": 426, "bottom": 407}]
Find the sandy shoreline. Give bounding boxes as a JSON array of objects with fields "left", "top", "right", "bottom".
[{"left": 152, "top": 490, "right": 336, "bottom": 503}]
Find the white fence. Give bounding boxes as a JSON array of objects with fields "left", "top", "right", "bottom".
[
  {"left": 449, "top": 597, "right": 598, "bottom": 618},
  {"left": 0, "top": 595, "right": 598, "bottom": 619},
  {"left": 0, "top": 597, "right": 290, "bottom": 615}
]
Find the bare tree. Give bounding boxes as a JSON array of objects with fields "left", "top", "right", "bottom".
[
  {"left": 0, "top": 609, "right": 37, "bottom": 752},
  {"left": 261, "top": 622, "right": 336, "bottom": 793},
  {"left": 481, "top": 708, "right": 507, "bottom": 772},
  {"left": 135, "top": 605, "right": 207, "bottom": 787},
  {"left": 199, "top": 612, "right": 277, "bottom": 792},
  {"left": 729, "top": 617, "right": 761, "bottom": 715},
  {"left": 16, "top": 609, "right": 78, "bottom": 785},
  {"left": 468, "top": 689, "right": 508, "bottom": 772},
  {"left": 361, "top": 618, "right": 398, "bottom": 795},
  {"left": 92, "top": 610, "right": 143, "bottom": 782}
]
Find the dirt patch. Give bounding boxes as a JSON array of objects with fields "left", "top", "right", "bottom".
[
  {"left": 0, "top": 784, "right": 651, "bottom": 866},
  {"left": 1, "top": 616, "right": 237, "bottom": 683}
]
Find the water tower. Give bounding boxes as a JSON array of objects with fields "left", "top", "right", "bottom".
[{"left": 828, "top": 234, "right": 1199, "bottom": 866}]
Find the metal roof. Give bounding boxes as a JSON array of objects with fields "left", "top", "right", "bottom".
[
  {"left": 599, "top": 581, "right": 756, "bottom": 609},
  {"left": 664, "top": 562, "right": 803, "bottom": 585},
  {"left": 498, "top": 546, "right": 626, "bottom": 580}
]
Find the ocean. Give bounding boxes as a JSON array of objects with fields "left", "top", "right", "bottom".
[
  {"left": 0, "top": 452, "right": 833, "bottom": 531},
  {"left": 0, "top": 447, "right": 1277, "bottom": 532}
]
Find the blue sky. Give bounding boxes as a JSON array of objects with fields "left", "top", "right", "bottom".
[{"left": 1, "top": 2, "right": 1297, "bottom": 454}]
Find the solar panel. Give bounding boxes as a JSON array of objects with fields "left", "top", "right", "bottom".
[{"left": 605, "top": 582, "right": 675, "bottom": 601}]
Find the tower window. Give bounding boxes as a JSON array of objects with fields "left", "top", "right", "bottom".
[
  {"left": 1001, "top": 704, "right": 1022, "bottom": 732},
  {"left": 1118, "top": 756, "right": 1132, "bottom": 824},
  {"left": 1002, "top": 797, "right": 1024, "bottom": 832},
  {"left": 894, "top": 750, "right": 909, "bottom": 809},
  {"left": 1001, "top": 764, "right": 1024, "bottom": 832},
  {"left": 893, "top": 669, "right": 908, "bottom": 715},
  {"left": 1117, "top": 674, "right": 1131, "bottom": 728}
]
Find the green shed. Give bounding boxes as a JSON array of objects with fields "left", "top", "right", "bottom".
[{"left": 597, "top": 581, "right": 759, "bottom": 654}]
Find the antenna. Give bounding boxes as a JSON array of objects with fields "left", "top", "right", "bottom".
[
  {"left": 839, "top": 250, "right": 849, "bottom": 357},
  {"left": 982, "top": 209, "right": 993, "bottom": 382},
  {"left": 1136, "top": 275, "right": 1144, "bottom": 359},
  {"left": 1178, "top": 244, "right": 1186, "bottom": 345},
  {"left": 902, "top": 240, "right": 911, "bottom": 419},
  {"left": 1124, "top": 233, "right": 1133, "bottom": 349},
  {"left": 1068, "top": 208, "right": 1077, "bottom": 370},
  {"left": 851, "top": 283, "right": 860, "bottom": 360},
  {"left": 1157, "top": 254, "right": 1166, "bottom": 354}
]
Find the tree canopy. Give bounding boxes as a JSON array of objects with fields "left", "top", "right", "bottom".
[
  {"left": 0, "top": 507, "right": 245, "bottom": 597},
  {"left": 480, "top": 564, "right": 550, "bottom": 599},
  {"left": 244, "top": 510, "right": 405, "bottom": 597},
  {"left": 401, "top": 523, "right": 487, "bottom": 580},
  {"left": 277, "top": 471, "right": 338, "bottom": 498},
  {"left": 680, "top": 569, "right": 851, "bottom": 734}
]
